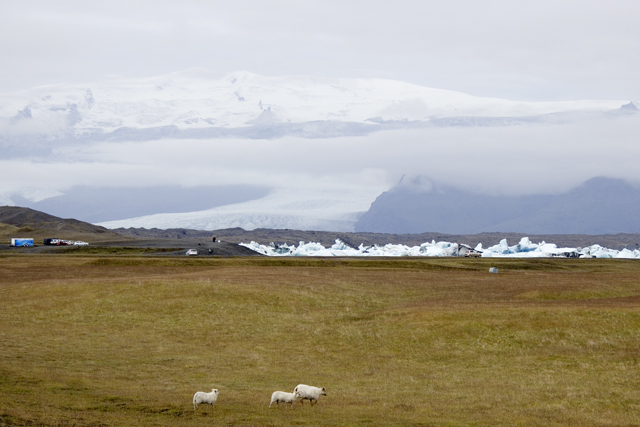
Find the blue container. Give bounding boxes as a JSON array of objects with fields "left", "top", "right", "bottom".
[{"left": 10, "top": 238, "right": 34, "bottom": 247}]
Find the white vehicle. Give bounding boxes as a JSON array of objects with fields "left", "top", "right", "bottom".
[
  {"left": 73, "top": 241, "right": 89, "bottom": 246},
  {"left": 185, "top": 249, "right": 198, "bottom": 256}
]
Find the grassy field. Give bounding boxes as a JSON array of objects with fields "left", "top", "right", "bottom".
[{"left": 1, "top": 255, "right": 640, "bottom": 426}]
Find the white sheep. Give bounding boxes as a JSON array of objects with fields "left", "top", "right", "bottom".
[
  {"left": 293, "top": 384, "right": 326, "bottom": 406},
  {"left": 193, "top": 388, "right": 219, "bottom": 411},
  {"left": 269, "top": 391, "right": 296, "bottom": 407}
]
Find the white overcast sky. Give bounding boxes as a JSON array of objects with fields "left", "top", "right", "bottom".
[
  {"left": 2, "top": 0, "right": 639, "bottom": 101},
  {"left": 2, "top": 0, "right": 640, "bottom": 211}
]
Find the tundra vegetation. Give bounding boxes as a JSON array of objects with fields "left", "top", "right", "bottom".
[{"left": 1, "top": 255, "right": 640, "bottom": 426}]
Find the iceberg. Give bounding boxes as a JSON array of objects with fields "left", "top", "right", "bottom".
[{"left": 239, "top": 238, "right": 640, "bottom": 259}]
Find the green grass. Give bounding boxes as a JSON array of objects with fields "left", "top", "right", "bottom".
[
  {"left": 53, "top": 246, "right": 183, "bottom": 255},
  {"left": 1, "top": 256, "right": 640, "bottom": 426}
]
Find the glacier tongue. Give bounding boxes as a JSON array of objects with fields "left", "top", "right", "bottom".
[{"left": 97, "top": 187, "right": 383, "bottom": 232}]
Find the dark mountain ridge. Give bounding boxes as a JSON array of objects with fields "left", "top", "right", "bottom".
[
  {"left": 0, "top": 206, "right": 113, "bottom": 235},
  {"left": 356, "top": 177, "right": 640, "bottom": 235}
]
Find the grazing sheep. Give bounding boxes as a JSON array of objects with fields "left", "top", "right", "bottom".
[
  {"left": 293, "top": 384, "right": 326, "bottom": 406},
  {"left": 193, "top": 388, "right": 219, "bottom": 411},
  {"left": 269, "top": 391, "right": 296, "bottom": 407}
]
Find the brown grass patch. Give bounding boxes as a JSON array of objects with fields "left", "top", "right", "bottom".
[{"left": 1, "top": 256, "right": 640, "bottom": 426}]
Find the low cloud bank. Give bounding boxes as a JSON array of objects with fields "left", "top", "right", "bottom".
[{"left": 1, "top": 113, "right": 639, "bottom": 231}]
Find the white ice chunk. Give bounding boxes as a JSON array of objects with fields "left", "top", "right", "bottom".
[{"left": 239, "top": 236, "right": 631, "bottom": 259}]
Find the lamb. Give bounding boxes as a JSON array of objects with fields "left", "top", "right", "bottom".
[
  {"left": 293, "top": 384, "right": 326, "bottom": 406},
  {"left": 193, "top": 388, "right": 219, "bottom": 411},
  {"left": 269, "top": 391, "right": 296, "bottom": 407}
]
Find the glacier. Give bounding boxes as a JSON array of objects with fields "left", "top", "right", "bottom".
[
  {"left": 2, "top": 69, "right": 639, "bottom": 233},
  {"left": 1, "top": 69, "right": 633, "bottom": 147},
  {"left": 241, "top": 237, "right": 640, "bottom": 259},
  {"left": 97, "top": 187, "right": 384, "bottom": 232}
]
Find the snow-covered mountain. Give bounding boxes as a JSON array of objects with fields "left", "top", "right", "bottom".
[
  {"left": 2, "top": 70, "right": 638, "bottom": 233},
  {"left": 1, "top": 69, "right": 635, "bottom": 147}
]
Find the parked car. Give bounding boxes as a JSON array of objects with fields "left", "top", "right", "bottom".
[
  {"left": 185, "top": 249, "right": 198, "bottom": 256},
  {"left": 464, "top": 251, "right": 482, "bottom": 257}
]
